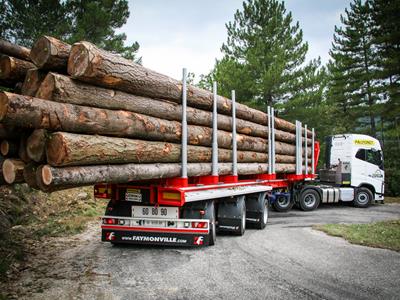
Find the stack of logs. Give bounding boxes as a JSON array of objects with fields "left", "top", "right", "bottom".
[{"left": 0, "top": 36, "right": 313, "bottom": 192}]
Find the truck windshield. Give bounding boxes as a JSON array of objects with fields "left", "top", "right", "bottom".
[{"left": 355, "top": 149, "right": 384, "bottom": 170}]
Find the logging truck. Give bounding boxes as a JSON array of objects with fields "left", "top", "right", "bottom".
[{"left": 96, "top": 70, "right": 384, "bottom": 247}]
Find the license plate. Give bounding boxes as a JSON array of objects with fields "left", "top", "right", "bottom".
[
  {"left": 125, "top": 188, "right": 142, "bottom": 202},
  {"left": 132, "top": 206, "right": 179, "bottom": 219}
]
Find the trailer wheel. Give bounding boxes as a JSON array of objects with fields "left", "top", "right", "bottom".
[
  {"left": 299, "top": 189, "right": 320, "bottom": 211},
  {"left": 205, "top": 201, "right": 216, "bottom": 246},
  {"left": 353, "top": 187, "right": 372, "bottom": 208},
  {"left": 236, "top": 196, "right": 246, "bottom": 236},
  {"left": 272, "top": 195, "right": 293, "bottom": 212}
]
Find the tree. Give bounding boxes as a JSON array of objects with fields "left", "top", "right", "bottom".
[
  {"left": 0, "top": 0, "right": 139, "bottom": 60},
  {"left": 201, "top": 0, "right": 320, "bottom": 112},
  {"left": 328, "top": 0, "right": 379, "bottom": 136}
]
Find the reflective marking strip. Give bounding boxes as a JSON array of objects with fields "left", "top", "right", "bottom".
[{"left": 102, "top": 225, "right": 208, "bottom": 234}]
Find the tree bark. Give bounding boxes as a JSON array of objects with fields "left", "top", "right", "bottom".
[
  {"left": 18, "top": 132, "right": 31, "bottom": 163},
  {"left": 0, "top": 40, "right": 31, "bottom": 61},
  {"left": 46, "top": 132, "right": 300, "bottom": 167},
  {"left": 30, "top": 36, "right": 71, "bottom": 71},
  {"left": 21, "top": 68, "right": 47, "bottom": 96},
  {"left": 23, "top": 162, "right": 39, "bottom": 189},
  {"left": 2, "top": 158, "right": 25, "bottom": 184},
  {"left": 27, "top": 129, "right": 48, "bottom": 162},
  {"left": 38, "top": 162, "right": 311, "bottom": 190},
  {"left": 0, "top": 55, "right": 35, "bottom": 81},
  {"left": 0, "top": 124, "right": 25, "bottom": 139},
  {"left": 67, "top": 41, "right": 312, "bottom": 136},
  {"left": 0, "top": 92, "right": 311, "bottom": 157},
  {"left": 37, "top": 73, "right": 311, "bottom": 144},
  {"left": 0, "top": 139, "right": 19, "bottom": 157}
]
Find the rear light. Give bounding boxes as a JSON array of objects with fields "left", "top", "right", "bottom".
[
  {"left": 192, "top": 221, "right": 208, "bottom": 228},
  {"left": 103, "top": 218, "right": 117, "bottom": 225},
  {"left": 94, "top": 184, "right": 113, "bottom": 199},
  {"left": 162, "top": 191, "right": 181, "bottom": 200}
]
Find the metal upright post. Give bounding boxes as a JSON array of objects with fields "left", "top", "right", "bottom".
[
  {"left": 231, "top": 90, "right": 238, "bottom": 177},
  {"left": 181, "top": 68, "right": 188, "bottom": 179},
  {"left": 312, "top": 128, "right": 315, "bottom": 174},
  {"left": 304, "top": 124, "right": 308, "bottom": 175},
  {"left": 212, "top": 82, "right": 218, "bottom": 177},
  {"left": 267, "top": 106, "right": 272, "bottom": 174},
  {"left": 296, "top": 121, "right": 302, "bottom": 175},
  {"left": 271, "top": 107, "right": 276, "bottom": 174}
]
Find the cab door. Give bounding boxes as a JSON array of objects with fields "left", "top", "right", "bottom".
[{"left": 353, "top": 148, "right": 384, "bottom": 194}]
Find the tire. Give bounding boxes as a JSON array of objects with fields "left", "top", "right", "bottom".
[
  {"left": 272, "top": 195, "right": 294, "bottom": 212},
  {"left": 299, "top": 189, "right": 321, "bottom": 211},
  {"left": 204, "top": 201, "right": 216, "bottom": 246},
  {"left": 235, "top": 196, "right": 246, "bottom": 236},
  {"left": 353, "top": 187, "right": 373, "bottom": 208},
  {"left": 256, "top": 195, "right": 269, "bottom": 229}
]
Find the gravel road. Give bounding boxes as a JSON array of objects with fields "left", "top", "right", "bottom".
[{"left": 12, "top": 203, "right": 400, "bottom": 300}]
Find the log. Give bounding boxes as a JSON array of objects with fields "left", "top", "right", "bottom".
[
  {"left": 36, "top": 73, "right": 311, "bottom": 144},
  {"left": 18, "top": 132, "right": 31, "bottom": 163},
  {"left": 21, "top": 68, "right": 47, "bottom": 96},
  {"left": 68, "top": 41, "right": 312, "bottom": 136},
  {"left": 0, "top": 139, "right": 19, "bottom": 156},
  {"left": 26, "top": 129, "right": 48, "bottom": 162},
  {"left": 0, "top": 158, "right": 6, "bottom": 185},
  {"left": 0, "top": 40, "right": 31, "bottom": 61},
  {"left": 2, "top": 158, "right": 25, "bottom": 184},
  {"left": 0, "top": 55, "right": 35, "bottom": 81},
  {"left": 30, "top": 36, "right": 71, "bottom": 71},
  {"left": 23, "top": 162, "right": 39, "bottom": 189},
  {"left": 46, "top": 132, "right": 299, "bottom": 167},
  {"left": 0, "top": 124, "right": 25, "bottom": 139},
  {"left": 0, "top": 92, "right": 312, "bottom": 157},
  {"left": 38, "top": 162, "right": 311, "bottom": 190}
]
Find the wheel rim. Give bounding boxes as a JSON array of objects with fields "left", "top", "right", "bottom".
[
  {"left": 263, "top": 202, "right": 268, "bottom": 224},
  {"left": 304, "top": 193, "right": 316, "bottom": 208},
  {"left": 277, "top": 196, "right": 289, "bottom": 208},
  {"left": 357, "top": 192, "right": 369, "bottom": 204},
  {"left": 242, "top": 207, "right": 246, "bottom": 230}
]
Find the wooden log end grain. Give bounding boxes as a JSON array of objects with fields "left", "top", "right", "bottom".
[
  {"left": 35, "top": 71, "right": 56, "bottom": 99},
  {"left": 67, "top": 41, "right": 91, "bottom": 77},
  {"left": 3, "top": 158, "right": 25, "bottom": 184},
  {"left": 0, "top": 92, "right": 9, "bottom": 122},
  {"left": 0, "top": 55, "right": 35, "bottom": 81},
  {"left": 30, "top": 36, "right": 71, "bottom": 70},
  {"left": 0, "top": 139, "right": 18, "bottom": 156},
  {"left": 26, "top": 129, "right": 48, "bottom": 162},
  {"left": 21, "top": 68, "right": 47, "bottom": 96}
]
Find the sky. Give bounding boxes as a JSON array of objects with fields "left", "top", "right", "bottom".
[{"left": 119, "top": 0, "right": 352, "bottom": 80}]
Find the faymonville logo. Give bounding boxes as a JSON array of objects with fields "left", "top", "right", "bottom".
[{"left": 121, "top": 235, "right": 187, "bottom": 243}]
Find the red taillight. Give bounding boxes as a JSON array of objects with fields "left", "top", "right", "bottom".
[
  {"left": 103, "top": 218, "right": 117, "bottom": 225},
  {"left": 192, "top": 221, "right": 208, "bottom": 228}
]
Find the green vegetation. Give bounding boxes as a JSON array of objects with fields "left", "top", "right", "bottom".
[
  {"left": 0, "top": 185, "right": 106, "bottom": 280},
  {"left": 315, "top": 220, "right": 400, "bottom": 251},
  {"left": 385, "top": 197, "right": 400, "bottom": 204},
  {"left": 0, "top": 0, "right": 139, "bottom": 60}
]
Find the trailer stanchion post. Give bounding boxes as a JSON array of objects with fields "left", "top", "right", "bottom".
[
  {"left": 267, "top": 106, "right": 272, "bottom": 174},
  {"left": 271, "top": 107, "right": 276, "bottom": 174},
  {"left": 231, "top": 90, "right": 238, "bottom": 177},
  {"left": 181, "top": 68, "right": 188, "bottom": 180},
  {"left": 296, "top": 120, "right": 303, "bottom": 175},
  {"left": 211, "top": 82, "right": 219, "bottom": 179},
  {"left": 304, "top": 124, "right": 308, "bottom": 176},
  {"left": 312, "top": 128, "right": 315, "bottom": 175}
]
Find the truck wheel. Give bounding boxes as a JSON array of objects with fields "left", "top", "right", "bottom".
[
  {"left": 256, "top": 195, "right": 269, "bottom": 229},
  {"left": 272, "top": 195, "right": 293, "bottom": 212},
  {"left": 205, "top": 201, "right": 216, "bottom": 246},
  {"left": 299, "top": 189, "right": 320, "bottom": 211},
  {"left": 236, "top": 196, "right": 246, "bottom": 236},
  {"left": 353, "top": 187, "right": 372, "bottom": 208}
]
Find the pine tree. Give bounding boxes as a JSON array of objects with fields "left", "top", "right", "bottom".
[
  {"left": 328, "top": 0, "right": 379, "bottom": 136},
  {"left": 0, "top": 0, "right": 139, "bottom": 60},
  {"left": 201, "top": 0, "right": 319, "bottom": 111}
]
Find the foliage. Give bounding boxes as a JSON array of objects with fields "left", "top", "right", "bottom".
[
  {"left": 315, "top": 219, "right": 400, "bottom": 252},
  {"left": 0, "top": 0, "right": 139, "bottom": 60}
]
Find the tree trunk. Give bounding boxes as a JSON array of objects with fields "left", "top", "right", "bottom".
[
  {"left": 37, "top": 73, "right": 311, "bottom": 145},
  {"left": 0, "top": 92, "right": 311, "bottom": 157},
  {"left": 27, "top": 129, "right": 48, "bottom": 162},
  {"left": 30, "top": 36, "right": 71, "bottom": 71},
  {"left": 0, "top": 55, "right": 35, "bottom": 81},
  {"left": 46, "top": 132, "right": 300, "bottom": 167},
  {"left": 38, "top": 162, "right": 311, "bottom": 190},
  {"left": 23, "top": 162, "right": 39, "bottom": 189},
  {"left": 18, "top": 132, "right": 31, "bottom": 163},
  {"left": 2, "top": 158, "right": 25, "bottom": 184},
  {"left": 0, "top": 40, "right": 31, "bottom": 61},
  {"left": 0, "top": 139, "right": 19, "bottom": 157},
  {"left": 21, "top": 68, "right": 47, "bottom": 96},
  {"left": 68, "top": 42, "right": 312, "bottom": 136}
]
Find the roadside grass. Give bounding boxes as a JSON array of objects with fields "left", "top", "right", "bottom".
[
  {"left": 385, "top": 197, "right": 400, "bottom": 204},
  {"left": 0, "top": 185, "right": 106, "bottom": 281},
  {"left": 315, "top": 219, "right": 400, "bottom": 252}
]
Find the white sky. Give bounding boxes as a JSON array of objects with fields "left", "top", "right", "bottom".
[{"left": 119, "top": 0, "right": 351, "bottom": 80}]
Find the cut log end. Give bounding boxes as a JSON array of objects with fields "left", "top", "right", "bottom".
[
  {"left": 0, "top": 140, "right": 9, "bottom": 156},
  {"left": 0, "top": 56, "right": 13, "bottom": 79},
  {"left": 67, "top": 42, "right": 90, "bottom": 77},
  {"left": 35, "top": 72, "right": 55, "bottom": 99},
  {"left": 45, "top": 132, "right": 66, "bottom": 165},
  {"left": 42, "top": 164, "right": 53, "bottom": 185},
  {"left": 30, "top": 36, "right": 52, "bottom": 68},
  {"left": 0, "top": 92, "right": 9, "bottom": 121},
  {"left": 3, "top": 158, "right": 25, "bottom": 184}
]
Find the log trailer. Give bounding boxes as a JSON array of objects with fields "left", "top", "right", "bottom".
[{"left": 96, "top": 69, "right": 384, "bottom": 247}]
